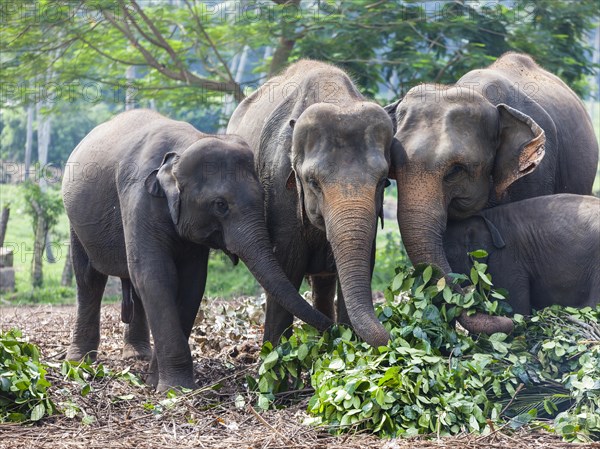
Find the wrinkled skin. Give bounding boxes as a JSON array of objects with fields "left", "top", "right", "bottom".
[
  {"left": 444, "top": 194, "right": 600, "bottom": 314},
  {"left": 227, "top": 60, "right": 393, "bottom": 347},
  {"left": 386, "top": 52, "right": 599, "bottom": 334},
  {"left": 62, "top": 109, "right": 332, "bottom": 391}
]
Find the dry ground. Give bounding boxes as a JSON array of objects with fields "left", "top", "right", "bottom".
[{"left": 0, "top": 301, "right": 597, "bottom": 449}]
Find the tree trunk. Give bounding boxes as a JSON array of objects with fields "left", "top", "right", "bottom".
[
  {"left": 61, "top": 243, "right": 73, "bottom": 286},
  {"left": 36, "top": 102, "right": 52, "bottom": 191},
  {"left": 0, "top": 206, "right": 9, "bottom": 248},
  {"left": 268, "top": 0, "right": 301, "bottom": 77},
  {"left": 24, "top": 105, "right": 34, "bottom": 182},
  {"left": 32, "top": 201, "right": 46, "bottom": 289},
  {"left": 45, "top": 231, "right": 56, "bottom": 263},
  {"left": 219, "top": 45, "right": 248, "bottom": 132}
]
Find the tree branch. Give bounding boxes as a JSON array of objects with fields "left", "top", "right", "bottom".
[
  {"left": 124, "top": 0, "right": 191, "bottom": 83},
  {"left": 100, "top": 9, "right": 241, "bottom": 97},
  {"left": 183, "top": 0, "right": 238, "bottom": 86},
  {"left": 268, "top": 0, "right": 302, "bottom": 77}
]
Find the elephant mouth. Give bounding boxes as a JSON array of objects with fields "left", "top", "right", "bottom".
[
  {"left": 223, "top": 248, "right": 240, "bottom": 266},
  {"left": 206, "top": 230, "right": 240, "bottom": 265},
  {"left": 448, "top": 197, "right": 484, "bottom": 220},
  {"left": 203, "top": 229, "right": 226, "bottom": 250}
]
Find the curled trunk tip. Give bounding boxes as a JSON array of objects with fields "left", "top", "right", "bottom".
[{"left": 457, "top": 311, "right": 514, "bottom": 334}]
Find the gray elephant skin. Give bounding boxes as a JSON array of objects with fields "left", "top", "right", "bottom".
[
  {"left": 62, "top": 109, "right": 332, "bottom": 391},
  {"left": 444, "top": 194, "right": 600, "bottom": 314},
  {"left": 227, "top": 60, "right": 393, "bottom": 347},
  {"left": 386, "top": 52, "right": 599, "bottom": 332}
]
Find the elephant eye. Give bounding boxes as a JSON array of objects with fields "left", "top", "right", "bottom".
[
  {"left": 213, "top": 199, "right": 229, "bottom": 215},
  {"left": 444, "top": 164, "right": 466, "bottom": 182},
  {"left": 308, "top": 177, "right": 321, "bottom": 192}
]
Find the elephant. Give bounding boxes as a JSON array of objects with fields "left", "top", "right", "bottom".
[
  {"left": 443, "top": 194, "right": 600, "bottom": 314},
  {"left": 62, "top": 109, "right": 333, "bottom": 391},
  {"left": 385, "top": 52, "right": 599, "bottom": 333},
  {"left": 119, "top": 278, "right": 152, "bottom": 361},
  {"left": 227, "top": 60, "right": 393, "bottom": 347}
]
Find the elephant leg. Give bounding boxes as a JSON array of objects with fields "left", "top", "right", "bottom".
[
  {"left": 145, "top": 249, "right": 209, "bottom": 389},
  {"left": 122, "top": 285, "right": 152, "bottom": 361},
  {"left": 177, "top": 250, "right": 209, "bottom": 339},
  {"left": 263, "top": 265, "right": 304, "bottom": 345},
  {"left": 66, "top": 228, "right": 108, "bottom": 361},
  {"left": 261, "top": 226, "right": 309, "bottom": 345},
  {"left": 310, "top": 274, "right": 336, "bottom": 320}
]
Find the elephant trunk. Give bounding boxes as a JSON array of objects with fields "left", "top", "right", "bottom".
[
  {"left": 396, "top": 181, "right": 514, "bottom": 335},
  {"left": 224, "top": 213, "right": 333, "bottom": 332},
  {"left": 324, "top": 190, "right": 390, "bottom": 347}
]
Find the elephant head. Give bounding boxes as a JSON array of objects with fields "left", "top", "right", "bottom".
[
  {"left": 288, "top": 102, "right": 394, "bottom": 347},
  {"left": 144, "top": 136, "right": 332, "bottom": 331},
  {"left": 386, "top": 86, "right": 545, "bottom": 334}
]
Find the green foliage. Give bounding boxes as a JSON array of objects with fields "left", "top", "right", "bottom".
[
  {"left": 372, "top": 229, "right": 408, "bottom": 292},
  {"left": 254, "top": 253, "right": 600, "bottom": 442},
  {"left": 1, "top": 0, "right": 597, "bottom": 168},
  {"left": 0, "top": 329, "right": 55, "bottom": 422},
  {"left": 205, "top": 251, "right": 260, "bottom": 298},
  {"left": 56, "top": 359, "right": 144, "bottom": 424},
  {"left": 0, "top": 329, "right": 144, "bottom": 423},
  {"left": 6, "top": 286, "right": 75, "bottom": 305},
  {"left": 21, "top": 181, "right": 64, "bottom": 234}
]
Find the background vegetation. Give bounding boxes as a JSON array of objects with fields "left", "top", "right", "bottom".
[{"left": 0, "top": 0, "right": 598, "bottom": 302}]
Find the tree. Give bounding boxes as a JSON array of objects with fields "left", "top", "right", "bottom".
[
  {"left": 21, "top": 182, "right": 63, "bottom": 288},
  {"left": 0, "top": 0, "right": 597, "bottom": 165}
]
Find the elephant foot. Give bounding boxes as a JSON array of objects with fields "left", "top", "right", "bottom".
[
  {"left": 156, "top": 377, "right": 198, "bottom": 393},
  {"left": 122, "top": 342, "right": 153, "bottom": 361},
  {"left": 65, "top": 345, "right": 99, "bottom": 362},
  {"left": 146, "top": 369, "right": 197, "bottom": 392}
]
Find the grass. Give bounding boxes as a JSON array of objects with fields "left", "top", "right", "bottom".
[{"left": 0, "top": 184, "right": 75, "bottom": 304}]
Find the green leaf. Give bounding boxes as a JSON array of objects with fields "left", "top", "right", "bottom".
[
  {"left": 297, "top": 344, "right": 309, "bottom": 361},
  {"left": 469, "top": 250, "right": 488, "bottom": 259},
  {"left": 436, "top": 277, "right": 446, "bottom": 291},
  {"left": 262, "top": 351, "right": 279, "bottom": 371},
  {"left": 470, "top": 268, "right": 479, "bottom": 285},
  {"left": 235, "top": 395, "right": 246, "bottom": 409},
  {"left": 30, "top": 403, "right": 45, "bottom": 421},
  {"left": 80, "top": 384, "right": 91, "bottom": 397},
  {"left": 391, "top": 271, "right": 405, "bottom": 292},
  {"left": 82, "top": 415, "right": 96, "bottom": 425},
  {"left": 328, "top": 359, "right": 345, "bottom": 371},
  {"left": 423, "top": 266, "right": 433, "bottom": 284}
]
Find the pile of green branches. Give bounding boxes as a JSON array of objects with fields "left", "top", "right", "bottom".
[{"left": 254, "top": 254, "right": 600, "bottom": 442}]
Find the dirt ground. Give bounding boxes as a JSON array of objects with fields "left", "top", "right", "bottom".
[{"left": 0, "top": 302, "right": 597, "bottom": 449}]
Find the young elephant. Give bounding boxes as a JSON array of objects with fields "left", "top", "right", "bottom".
[
  {"left": 62, "top": 109, "right": 332, "bottom": 391},
  {"left": 443, "top": 194, "right": 600, "bottom": 314}
]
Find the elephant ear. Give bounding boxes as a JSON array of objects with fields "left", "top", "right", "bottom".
[
  {"left": 383, "top": 98, "right": 402, "bottom": 134},
  {"left": 493, "top": 104, "right": 546, "bottom": 199},
  {"left": 464, "top": 216, "right": 505, "bottom": 260},
  {"left": 476, "top": 215, "right": 506, "bottom": 249},
  {"left": 144, "top": 152, "right": 181, "bottom": 225}
]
